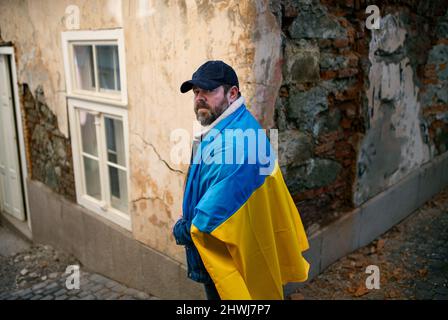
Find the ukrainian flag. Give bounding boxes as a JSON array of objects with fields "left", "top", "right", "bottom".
[{"left": 187, "top": 105, "right": 310, "bottom": 300}]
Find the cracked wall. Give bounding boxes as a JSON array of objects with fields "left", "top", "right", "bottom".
[
  {"left": 125, "top": 0, "right": 282, "bottom": 262},
  {"left": 0, "top": 0, "right": 282, "bottom": 264}
]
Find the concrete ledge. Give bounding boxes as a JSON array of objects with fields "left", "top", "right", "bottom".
[
  {"left": 27, "top": 178, "right": 204, "bottom": 299},
  {"left": 285, "top": 152, "right": 448, "bottom": 296},
  {"left": 358, "top": 169, "right": 419, "bottom": 248}
]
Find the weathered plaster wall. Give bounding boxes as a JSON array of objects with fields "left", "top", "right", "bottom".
[
  {"left": 0, "top": 0, "right": 123, "bottom": 138},
  {"left": 124, "top": 0, "right": 282, "bottom": 262},
  {"left": 355, "top": 3, "right": 448, "bottom": 205},
  {"left": 0, "top": 0, "right": 123, "bottom": 202},
  {"left": 355, "top": 13, "right": 425, "bottom": 205},
  {"left": 0, "top": 0, "right": 282, "bottom": 264}
]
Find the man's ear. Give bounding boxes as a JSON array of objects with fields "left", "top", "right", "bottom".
[{"left": 228, "top": 86, "right": 239, "bottom": 102}]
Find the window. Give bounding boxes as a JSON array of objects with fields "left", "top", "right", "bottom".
[
  {"left": 73, "top": 44, "right": 121, "bottom": 93},
  {"left": 63, "top": 29, "right": 131, "bottom": 230},
  {"left": 68, "top": 100, "right": 131, "bottom": 230},
  {"left": 62, "top": 30, "right": 127, "bottom": 106}
]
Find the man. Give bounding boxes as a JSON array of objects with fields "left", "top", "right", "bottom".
[{"left": 173, "top": 60, "right": 309, "bottom": 300}]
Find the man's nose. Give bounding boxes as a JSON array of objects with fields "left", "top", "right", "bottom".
[{"left": 195, "top": 90, "right": 207, "bottom": 102}]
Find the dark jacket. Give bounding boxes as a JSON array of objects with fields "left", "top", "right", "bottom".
[{"left": 173, "top": 218, "right": 212, "bottom": 283}]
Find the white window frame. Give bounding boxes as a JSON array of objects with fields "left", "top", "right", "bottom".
[
  {"left": 62, "top": 29, "right": 131, "bottom": 230},
  {"left": 68, "top": 98, "right": 131, "bottom": 230},
  {"left": 61, "top": 29, "right": 128, "bottom": 107}
]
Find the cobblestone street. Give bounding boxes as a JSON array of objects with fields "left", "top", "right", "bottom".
[
  {"left": 290, "top": 187, "right": 448, "bottom": 300},
  {"left": 0, "top": 227, "right": 160, "bottom": 300}
]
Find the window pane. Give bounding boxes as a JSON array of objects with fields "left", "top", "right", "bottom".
[
  {"left": 79, "top": 110, "right": 98, "bottom": 156},
  {"left": 83, "top": 156, "right": 101, "bottom": 200},
  {"left": 109, "top": 167, "right": 128, "bottom": 213},
  {"left": 96, "top": 45, "right": 121, "bottom": 92},
  {"left": 73, "top": 45, "right": 95, "bottom": 91},
  {"left": 105, "top": 116, "right": 125, "bottom": 166}
]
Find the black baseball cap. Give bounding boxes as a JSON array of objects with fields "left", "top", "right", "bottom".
[{"left": 180, "top": 60, "right": 239, "bottom": 93}]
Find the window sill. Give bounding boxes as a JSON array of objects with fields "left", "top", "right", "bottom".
[
  {"left": 66, "top": 92, "right": 127, "bottom": 108},
  {"left": 78, "top": 194, "right": 132, "bottom": 231}
]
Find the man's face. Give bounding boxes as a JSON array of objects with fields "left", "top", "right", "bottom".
[{"left": 193, "top": 85, "right": 230, "bottom": 126}]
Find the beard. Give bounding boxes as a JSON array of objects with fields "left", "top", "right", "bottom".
[{"left": 194, "top": 96, "right": 230, "bottom": 126}]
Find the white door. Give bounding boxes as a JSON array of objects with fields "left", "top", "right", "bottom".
[{"left": 0, "top": 54, "right": 25, "bottom": 221}]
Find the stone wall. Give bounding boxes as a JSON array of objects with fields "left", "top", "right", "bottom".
[
  {"left": 270, "top": 0, "right": 448, "bottom": 229},
  {"left": 21, "top": 84, "right": 76, "bottom": 202},
  {"left": 421, "top": 11, "right": 448, "bottom": 155},
  {"left": 271, "top": 0, "right": 366, "bottom": 229}
]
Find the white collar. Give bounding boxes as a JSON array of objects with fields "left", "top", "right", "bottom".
[{"left": 193, "top": 96, "right": 245, "bottom": 141}]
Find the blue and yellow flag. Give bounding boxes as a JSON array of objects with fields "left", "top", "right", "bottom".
[{"left": 185, "top": 105, "right": 309, "bottom": 300}]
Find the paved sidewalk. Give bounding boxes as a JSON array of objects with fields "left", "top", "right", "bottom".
[
  {"left": 0, "top": 226, "right": 159, "bottom": 300},
  {"left": 289, "top": 187, "right": 448, "bottom": 300}
]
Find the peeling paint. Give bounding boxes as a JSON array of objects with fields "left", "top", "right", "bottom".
[{"left": 354, "top": 14, "right": 431, "bottom": 206}]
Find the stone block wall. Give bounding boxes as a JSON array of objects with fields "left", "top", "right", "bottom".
[
  {"left": 421, "top": 13, "right": 448, "bottom": 155},
  {"left": 21, "top": 84, "right": 76, "bottom": 202},
  {"left": 270, "top": 0, "right": 448, "bottom": 229}
]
